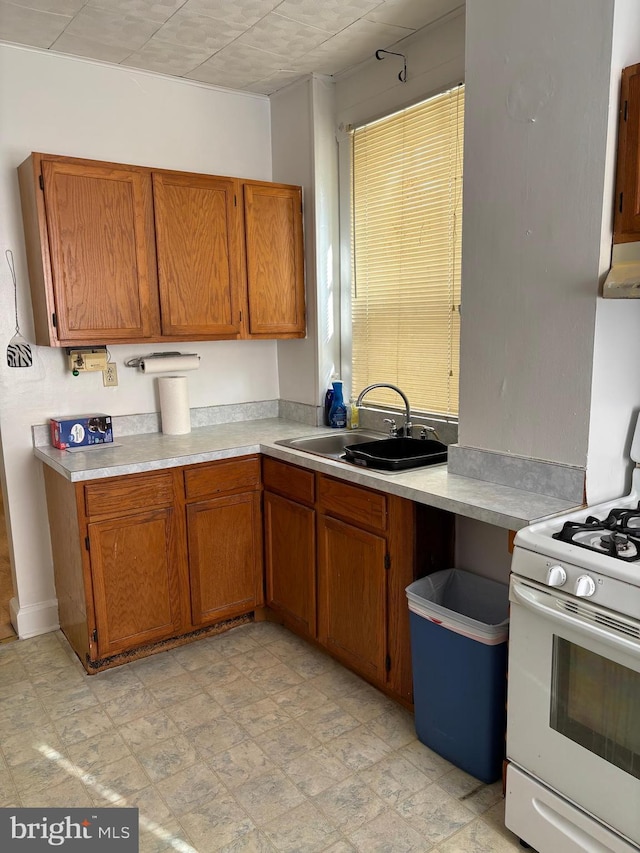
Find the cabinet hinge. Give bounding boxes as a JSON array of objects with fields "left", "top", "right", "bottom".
[
  {"left": 384, "top": 553, "right": 391, "bottom": 570},
  {"left": 39, "top": 174, "right": 44, "bottom": 191},
  {"left": 385, "top": 654, "right": 391, "bottom": 672},
  {"left": 85, "top": 536, "right": 90, "bottom": 551},
  {"left": 619, "top": 192, "right": 624, "bottom": 214},
  {"left": 91, "top": 629, "right": 97, "bottom": 643},
  {"left": 52, "top": 313, "right": 57, "bottom": 328},
  {"left": 623, "top": 99, "right": 628, "bottom": 122}
]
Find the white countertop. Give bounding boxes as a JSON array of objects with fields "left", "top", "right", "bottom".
[{"left": 34, "top": 417, "right": 582, "bottom": 530}]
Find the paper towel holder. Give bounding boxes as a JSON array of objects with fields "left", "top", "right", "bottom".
[{"left": 125, "top": 352, "right": 200, "bottom": 371}]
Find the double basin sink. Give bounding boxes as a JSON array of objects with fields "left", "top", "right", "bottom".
[{"left": 275, "top": 429, "right": 448, "bottom": 472}]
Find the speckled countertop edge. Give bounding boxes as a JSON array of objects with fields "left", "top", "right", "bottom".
[{"left": 33, "top": 417, "right": 583, "bottom": 530}]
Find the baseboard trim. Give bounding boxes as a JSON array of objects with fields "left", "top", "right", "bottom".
[{"left": 10, "top": 596, "right": 59, "bottom": 639}]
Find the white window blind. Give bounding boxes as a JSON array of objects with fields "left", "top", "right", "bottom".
[{"left": 350, "top": 84, "right": 464, "bottom": 418}]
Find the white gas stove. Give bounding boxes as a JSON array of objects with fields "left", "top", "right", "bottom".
[{"left": 505, "top": 420, "right": 640, "bottom": 853}]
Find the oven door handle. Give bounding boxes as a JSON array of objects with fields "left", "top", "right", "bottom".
[{"left": 511, "top": 578, "right": 640, "bottom": 657}]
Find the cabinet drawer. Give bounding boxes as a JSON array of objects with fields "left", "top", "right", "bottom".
[
  {"left": 84, "top": 472, "right": 174, "bottom": 517},
  {"left": 184, "top": 456, "right": 260, "bottom": 501},
  {"left": 263, "top": 457, "right": 315, "bottom": 506},
  {"left": 318, "top": 475, "right": 387, "bottom": 532}
]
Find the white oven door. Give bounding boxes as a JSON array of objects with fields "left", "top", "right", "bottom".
[{"left": 506, "top": 576, "right": 640, "bottom": 846}]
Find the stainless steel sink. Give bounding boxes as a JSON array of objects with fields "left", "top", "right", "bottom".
[
  {"left": 275, "top": 430, "right": 448, "bottom": 471},
  {"left": 275, "top": 430, "right": 386, "bottom": 460}
]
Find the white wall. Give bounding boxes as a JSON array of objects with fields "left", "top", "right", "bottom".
[
  {"left": 587, "top": 0, "right": 640, "bottom": 503},
  {"left": 271, "top": 75, "right": 340, "bottom": 412},
  {"left": 459, "top": 0, "right": 615, "bottom": 470},
  {"left": 271, "top": 77, "right": 319, "bottom": 408},
  {"left": 0, "top": 44, "right": 276, "bottom": 637}
]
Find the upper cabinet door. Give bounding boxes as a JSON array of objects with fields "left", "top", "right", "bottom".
[
  {"left": 153, "top": 172, "right": 242, "bottom": 338},
  {"left": 40, "top": 158, "right": 159, "bottom": 344},
  {"left": 243, "top": 182, "right": 306, "bottom": 337},
  {"left": 614, "top": 62, "right": 640, "bottom": 243}
]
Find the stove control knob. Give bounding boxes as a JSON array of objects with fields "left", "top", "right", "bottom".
[
  {"left": 547, "top": 565, "right": 567, "bottom": 587},
  {"left": 575, "top": 575, "right": 596, "bottom": 598}
]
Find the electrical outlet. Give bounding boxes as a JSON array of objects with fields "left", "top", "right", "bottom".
[{"left": 103, "top": 362, "right": 118, "bottom": 387}]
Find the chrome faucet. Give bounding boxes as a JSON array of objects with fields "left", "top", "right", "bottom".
[{"left": 355, "top": 383, "right": 413, "bottom": 437}]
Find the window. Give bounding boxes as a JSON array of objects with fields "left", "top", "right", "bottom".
[{"left": 348, "top": 84, "right": 464, "bottom": 418}]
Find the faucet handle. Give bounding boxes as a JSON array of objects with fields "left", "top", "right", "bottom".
[
  {"left": 383, "top": 418, "right": 398, "bottom": 437},
  {"left": 419, "top": 425, "right": 441, "bottom": 441}
]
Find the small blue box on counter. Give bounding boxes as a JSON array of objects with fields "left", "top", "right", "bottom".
[{"left": 50, "top": 414, "right": 113, "bottom": 450}]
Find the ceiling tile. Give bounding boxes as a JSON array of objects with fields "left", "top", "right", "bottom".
[
  {"left": 186, "top": 62, "right": 263, "bottom": 90},
  {"left": 122, "top": 39, "right": 212, "bottom": 76},
  {"left": 186, "top": 40, "right": 284, "bottom": 86},
  {"left": 237, "top": 12, "right": 332, "bottom": 60},
  {"left": 183, "top": 0, "right": 281, "bottom": 29},
  {"left": 367, "top": 0, "right": 462, "bottom": 30},
  {"left": 152, "top": 8, "right": 244, "bottom": 51},
  {"left": 245, "top": 69, "right": 305, "bottom": 95},
  {"left": 86, "top": 0, "right": 185, "bottom": 25},
  {"left": 6, "top": 0, "right": 82, "bottom": 14},
  {"left": 274, "top": 0, "right": 383, "bottom": 35},
  {"left": 49, "top": 32, "right": 134, "bottom": 63},
  {"left": 0, "top": 1, "right": 70, "bottom": 48},
  {"left": 183, "top": 0, "right": 281, "bottom": 30},
  {"left": 63, "top": 6, "right": 161, "bottom": 51}
]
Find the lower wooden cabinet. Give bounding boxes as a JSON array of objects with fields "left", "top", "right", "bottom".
[
  {"left": 262, "top": 459, "right": 451, "bottom": 704},
  {"left": 263, "top": 457, "right": 316, "bottom": 638},
  {"left": 43, "top": 456, "right": 262, "bottom": 670},
  {"left": 88, "top": 506, "right": 184, "bottom": 658},
  {"left": 187, "top": 491, "right": 263, "bottom": 626},
  {"left": 317, "top": 514, "right": 388, "bottom": 684}
]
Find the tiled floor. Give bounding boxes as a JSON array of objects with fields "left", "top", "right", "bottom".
[{"left": 0, "top": 622, "right": 524, "bottom": 852}]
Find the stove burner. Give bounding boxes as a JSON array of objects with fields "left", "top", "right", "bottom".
[
  {"left": 552, "top": 517, "right": 640, "bottom": 561},
  {"left": 600, "top": 532, "right": 632, "bottom": 553}
]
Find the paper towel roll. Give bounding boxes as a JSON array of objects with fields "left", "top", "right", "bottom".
[
  {"left": 158, "top": 376, "right": 191, "bottom": 435},
  {"left": 141, "top": 354, "right": 200, "bottom": 374}
]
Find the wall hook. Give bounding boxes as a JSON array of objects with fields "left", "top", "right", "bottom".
[{"left": 375, "top": 48, "right": 407, "bottom": 83}]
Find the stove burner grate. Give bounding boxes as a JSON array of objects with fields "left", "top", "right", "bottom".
[{"left": 552, "top": 515, "right": 640, "bottom": 562}]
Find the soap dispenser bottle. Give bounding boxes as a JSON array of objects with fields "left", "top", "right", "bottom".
[
  {"left": 323, "top": 373, "right": 338, "bottom": 425},
  {"left": 329, "top": 380, "right": 347, "bottom": 429}
]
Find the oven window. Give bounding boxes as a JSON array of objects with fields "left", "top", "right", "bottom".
[{"left": 550, "top": 636, "right": 640, "bottom": 779}]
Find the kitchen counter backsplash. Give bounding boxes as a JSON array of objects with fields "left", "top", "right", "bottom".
[{"left": 32, "top": 400, "right": 283, "bottom": 446}]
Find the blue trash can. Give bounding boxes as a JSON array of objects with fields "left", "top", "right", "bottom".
[{"left": 406, "top": 569, "right": 509, "bottom": 784}]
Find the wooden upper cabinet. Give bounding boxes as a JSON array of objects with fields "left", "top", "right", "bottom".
[
  {"left": 153, "top": 172, "right": 242, "bottom": 338},
  {"left": 18, "top": 153, "right": 305, "bottom": 345},
  {"left": 19, "top": 154, "right": 160, "bottom": 346},
  {"left": 614, "top": 62, "right": 640, "bottom": 243},
  {"left": 243, "top": 181, "right": 306, "bottom": 338}
]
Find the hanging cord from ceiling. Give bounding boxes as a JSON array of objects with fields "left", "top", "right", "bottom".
[{"left": 375, "top": 49, "right": 407, "bottom": 83}]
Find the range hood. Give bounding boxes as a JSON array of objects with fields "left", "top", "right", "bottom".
[{"left": 603, "top": 242, "right": 640, "bottom": 298}]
